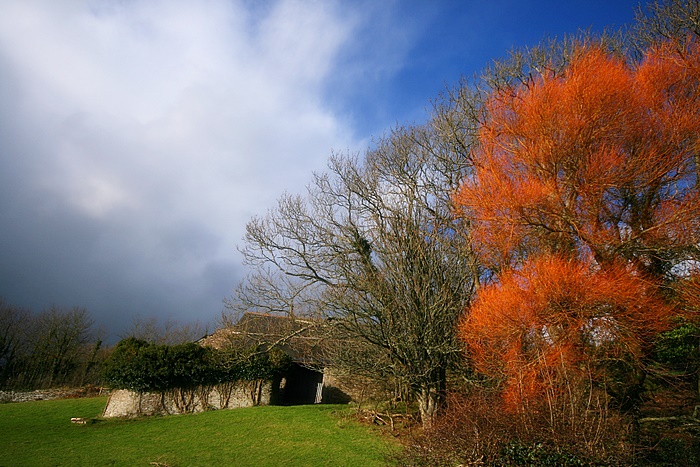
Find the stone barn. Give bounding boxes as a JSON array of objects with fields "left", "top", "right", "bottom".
[
  {"left": 102, "top": 312, "right": 352, "bottom": 418},
  {"left": 201, "top": 312, "right": 353, "bottom": 406}
]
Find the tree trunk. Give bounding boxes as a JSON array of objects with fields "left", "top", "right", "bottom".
[
  {"left": 416, "top": 368, "right": 446, "bottom": 429},
  {"left": 417, "top": 386, "right": 441, "bottom": 429}
]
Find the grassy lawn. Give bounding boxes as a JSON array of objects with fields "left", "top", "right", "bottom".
[{"left": 0, "top": 397, "right": 395, "bottom": 466}]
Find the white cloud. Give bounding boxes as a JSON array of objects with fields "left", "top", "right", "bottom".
[{"left": 0, "top": 0, "right": 380, "bottom": 332}]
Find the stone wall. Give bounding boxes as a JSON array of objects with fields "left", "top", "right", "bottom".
[
  {"left": 321, "top": 368, "right": 393, "bottom": 405},
  {"left": 102, "top": 380, "right": 272, "bottom": 418},
  {"left": 102, "top": 368, "right": 375, "bottom": 417},
  {"left": 0, "top": 387, "right": 103, "bottom": 403}
]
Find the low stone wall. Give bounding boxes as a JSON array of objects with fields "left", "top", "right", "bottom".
[
  {"left": 0, "top": 387, "right": 104, "bottom": 403},
  {"left": 102, "top": 380, "right": 272, "bottom": 418}
]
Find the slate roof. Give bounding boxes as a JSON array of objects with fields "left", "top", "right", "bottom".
[{"left": 199, "top": 312, "right": 327, "bottom": 366}]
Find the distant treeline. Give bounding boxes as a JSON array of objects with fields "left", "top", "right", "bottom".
[
  {"left": 0, "top": 298, "right": 207, "bottom": 390},
  {"left": 0, "top": 299, "right": 106, "bottom": 389}
]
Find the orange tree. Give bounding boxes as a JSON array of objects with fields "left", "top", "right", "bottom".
[
  {"left": 455, "top": 40, "right": 700, "bottom": 411},
  {"left": 460, "top": 255, "right": 673, "bottom": 410}
]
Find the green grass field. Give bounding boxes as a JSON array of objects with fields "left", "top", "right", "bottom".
[{"left": 0, "top": 397, "right": 395, "bottom": 466}]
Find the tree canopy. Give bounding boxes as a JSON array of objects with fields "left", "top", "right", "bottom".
[
  {"left": 455, "top": 40, "right": 700, "bottom": 411},
  {"left": 455, "top": 44, "right": 700, "bottom": 276},
  {"left": 233, "top": 123, "right": 478, "bottom": 427}
]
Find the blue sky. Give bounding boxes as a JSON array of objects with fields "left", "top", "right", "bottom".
[
  {"left": 0, "top": 0, "right": 641, "bottom": 338},
  {"left": 327, "top": 0, "right": 639, "bottom": 134}
]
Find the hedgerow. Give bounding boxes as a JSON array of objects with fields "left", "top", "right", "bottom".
[{"left": 102, "top": 337, "right": 291, "bottom": 392}]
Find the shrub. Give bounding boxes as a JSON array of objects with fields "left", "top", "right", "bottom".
[
  {"left": 394, "top": 388, "right": 634, "bottom": 466},
  {"left": 102, "top": 338, "right": 292, "bottom": 393},
  {"left": 654, "top": 322, "right": 700, "bottom": 372}
]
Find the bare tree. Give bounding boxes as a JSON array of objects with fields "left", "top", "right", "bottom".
[
  {"left": 633, "top": 0, "right": 700, "bottom": 48},
  {"left": 234, "top": 122, "right": 478, "bottom": 427},
  {"left": 21, "top": 306, "right": 95, "bottom": 388},
  {"left": 125, "top": 315, "right": 207, "bottom": 345},
  {"left": 0, "top": 298, "right": 29, "bottom": 386}
]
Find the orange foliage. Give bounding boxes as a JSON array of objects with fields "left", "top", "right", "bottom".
[
  {"left": 460, "top": 255, "right": 673, "bottom": 411},
  {"left": 455, "top": 43, "right": 700, "bottom": 274},
  {"left": 456, "top": 42, "right": 700, "bottom": 410}
]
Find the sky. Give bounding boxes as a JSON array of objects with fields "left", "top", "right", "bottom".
[{"left": 0, "top": 0, "right": 642, "bottom": 339}]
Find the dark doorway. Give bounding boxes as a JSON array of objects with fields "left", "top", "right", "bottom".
[{"left": 274, "top": 363, "right": 323, "bottom": 405}]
